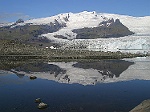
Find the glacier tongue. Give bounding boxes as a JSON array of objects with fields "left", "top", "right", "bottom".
[
  {"left": 2, "top": 11, "right": 149, "bottom": 53},
  {"left": 87, "top": 35, "right": 150, "bottom": 53},
  {"left": 60, "top": 35, "right": 150, "bottom": 54},
  {"left": 39, "top": 11, "right": 150, "bottom": 53}
]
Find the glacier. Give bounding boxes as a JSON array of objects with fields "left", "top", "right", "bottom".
[
  {"left": 39, "top": 11, "right": 150, "bottom": 54},
  {"left": 2, "top": 11, "right": 150, "bottom": 53}
]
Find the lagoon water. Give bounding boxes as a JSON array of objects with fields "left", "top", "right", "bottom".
[{"left": 0, "top": 57, "right": 150, "bottom": 112}]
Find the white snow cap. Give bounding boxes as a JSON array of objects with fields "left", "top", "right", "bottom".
[{"left": 3, "top": 11, "right": 150, "bottom": 53}]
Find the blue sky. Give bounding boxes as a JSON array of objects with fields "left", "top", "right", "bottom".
[{"left": 0, "top": 0, "right": 150, "bottom": 22}]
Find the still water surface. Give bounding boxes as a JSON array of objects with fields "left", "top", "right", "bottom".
[{"left": 0, "top": 57, "right": 150, "bottom": 112}]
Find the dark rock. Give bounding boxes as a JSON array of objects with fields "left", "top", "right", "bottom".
[
  {"left": 30, "top": 75, "right": 37, "bottom": 80},
  {"left": 54, "top": 35, "right": 68, "bottom": 39},
  {"left": 99, "top": 18, "right": 114, "bottom": 27},
  {"left": 72, "top": 18, "right": 134, "bottom": 39},
  {"left": 16, "top": 19, "right": 24, "bottom": 23},
  {"left": 115, "top": 19, "right": 121, "bottom": 24},
  {"left": 63, "top": 16, "right": 69, "bottom": 22},
  {"left": 35, "top": 98, "right": 41, "bottom": 103}
]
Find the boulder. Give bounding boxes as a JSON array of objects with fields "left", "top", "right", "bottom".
[
  {"left": 130, "top": 99, "right": 150, "bottom": 112},
  {"left": 35, "top": 98, "right": 41, "bottom": 103},
  {"left": 30, "top": 75, "right": 37, "bottom": 80},
  {"left": 38, "top": 102, "right": 48, "bottom": 109}
]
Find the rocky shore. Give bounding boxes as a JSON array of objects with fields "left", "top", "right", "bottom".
[
  {"left": 130, "top": 99, "right": 150, "bottom": 112},
  {"left": 0, "top": 40, "right": 148, "bottom": 62}
]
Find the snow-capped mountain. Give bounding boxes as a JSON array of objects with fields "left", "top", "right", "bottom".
[
  {"left": 0, "top": 22, "right": 12, "bottom": 27},
  {"left": 28, "top": 11, "right": 150, "bottom": 53},
  {"left": 18, "top": 11, "right": 149, "bottom": 37},
  {"left": 1, "top": 11, "right": 150, "bottom": 53}
]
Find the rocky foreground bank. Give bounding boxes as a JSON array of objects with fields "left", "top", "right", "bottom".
[
  {"left": 130, "top": 99, "right": 150, "bottom": 112},
  {"left": 0, "top": 40, "right": 148, "bottom": 61}
]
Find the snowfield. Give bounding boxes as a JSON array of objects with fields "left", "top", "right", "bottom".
[
  {"left": 2, "top": 11, "right": 150, "bottom": 53},
  {"left": 40, "top": 11, "right": 150, "bottom": 53}
]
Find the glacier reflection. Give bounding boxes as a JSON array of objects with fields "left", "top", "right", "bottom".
[{"left": 8, "top": 57, "right": 148, "bottom": 85}]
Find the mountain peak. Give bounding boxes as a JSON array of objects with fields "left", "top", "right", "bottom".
[{"left": 0, "top": 11, "right": 150, "bottom": 54}]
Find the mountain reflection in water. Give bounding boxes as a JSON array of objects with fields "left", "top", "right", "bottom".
[
  {"left": 0, "top": 57, "right": 150, "bottom": 112},
  {"left": 1, "top": 57, "right": 150, "bottom": 85},
  {"left": 72, "top": 60, "right": 134, "bottom": 78},
  {"left": 7, "top": 59, "right": 134, "bottom": 85}
]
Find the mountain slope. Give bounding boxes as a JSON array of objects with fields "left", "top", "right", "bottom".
[
  {"left": 72, "top": 19, "right": 134, "bottom": 39},
  {"left": 1, "top": 11, "right": 136, "bottom": 40},
  {"left": 1, "top": 11, "right": 150, "bottom": 53},
  {"left": 39, "top": 11, "right": 150, "bottom": 40}
]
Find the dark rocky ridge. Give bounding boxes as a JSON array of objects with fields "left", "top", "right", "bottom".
[
  {"left": 0, "top": 19, "right": 66, "bottom": 47},
  {"left": 0, "top": 18, "right": 134, "bottom": 47},
  {"left": 72, "top": 19, "right": 134, "bottom": 39},
  {"left": 15, "top": 19, "right": 24, "bottom": 24}
]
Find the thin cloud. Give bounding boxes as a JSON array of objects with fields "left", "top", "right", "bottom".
[{"left": 0, "top": 12, "right": 32, "bottom": 22}]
